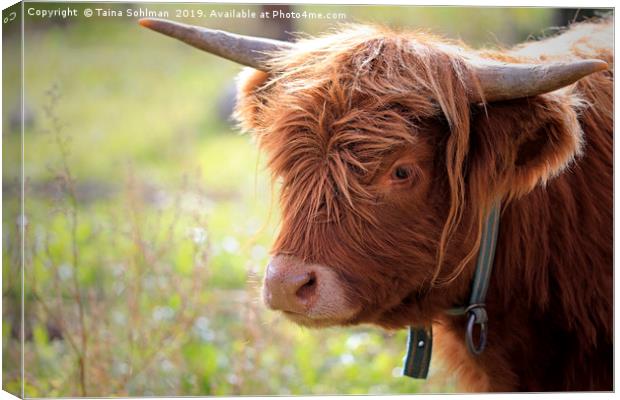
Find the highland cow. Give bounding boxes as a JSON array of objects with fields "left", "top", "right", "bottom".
[{"left": 140, "top": 17, "right": 613, "bottom": 391}]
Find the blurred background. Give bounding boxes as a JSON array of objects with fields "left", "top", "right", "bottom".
[{"left": 2, "top": 3, "right": 612, "bottom": 396}]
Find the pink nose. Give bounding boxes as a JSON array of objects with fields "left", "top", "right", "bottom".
[{"left": 263, "top": 255, "right": 319, "bottom": 314}]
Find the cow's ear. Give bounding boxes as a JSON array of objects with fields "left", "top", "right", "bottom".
[
  {"left": 234, "top": 68, "right": 271, "bottom": 132},
  {"left": 469, "top": 93, "right": 584, "bottom": 199}
]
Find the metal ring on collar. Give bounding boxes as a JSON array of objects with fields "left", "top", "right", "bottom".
[{"left": 466, "top": 312, "right": 488, "bottom": 356}]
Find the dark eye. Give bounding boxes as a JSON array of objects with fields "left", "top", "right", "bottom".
[{"left": 391, "top": 165, "right": 413, "bottom": 182}]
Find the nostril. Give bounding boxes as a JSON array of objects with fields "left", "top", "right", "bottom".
[{"left": 295, "top": 272, "right": 317, "bottom": 301}]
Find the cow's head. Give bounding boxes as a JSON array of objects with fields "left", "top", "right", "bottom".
[{"left": 140, "top": 19, "right": 607, "bottom": 329}]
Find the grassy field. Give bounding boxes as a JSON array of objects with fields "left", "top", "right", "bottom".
[{"left": 3, "top": 4, "right": 559, "bottom": 396}]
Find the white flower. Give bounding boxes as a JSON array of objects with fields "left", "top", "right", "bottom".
[
  {"left": 152, "top": 306, "right": 175, "bottom": 322},
  {"left": 191, "top": 227, "right": 208, "bottom": 245},
  {"left": 222, "top": 236, "right": 239, "bottom": 253},
  {"left": 58, "top": 264, "right": 73, "bottom": 281}
]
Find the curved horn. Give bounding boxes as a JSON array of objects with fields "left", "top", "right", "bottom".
[
  {"left": 471, "top": 59, "right": 609, "bottom": 102},
  {"left": 138, "top": 18, "right": 292, "bottom": 71}
]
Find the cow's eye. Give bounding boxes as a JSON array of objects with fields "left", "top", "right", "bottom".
[{"left": 391, "top": 165, "right": 414, "bottom": 182}]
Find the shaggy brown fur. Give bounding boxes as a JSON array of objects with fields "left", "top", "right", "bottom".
[{"left": 235, "top": 19, "right": 612, "bottom": 392}]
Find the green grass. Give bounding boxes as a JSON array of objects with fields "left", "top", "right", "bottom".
[{"left": 3, "top": 5, "right": 555, "bottom": 396}]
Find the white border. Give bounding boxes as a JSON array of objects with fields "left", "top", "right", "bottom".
[{"left": 0, "top": 1, "right": 617, "bottom": 400}]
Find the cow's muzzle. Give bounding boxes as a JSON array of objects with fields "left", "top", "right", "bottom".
[{"left": 262, "top": 255, "right": 360, "bottom": 326}]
